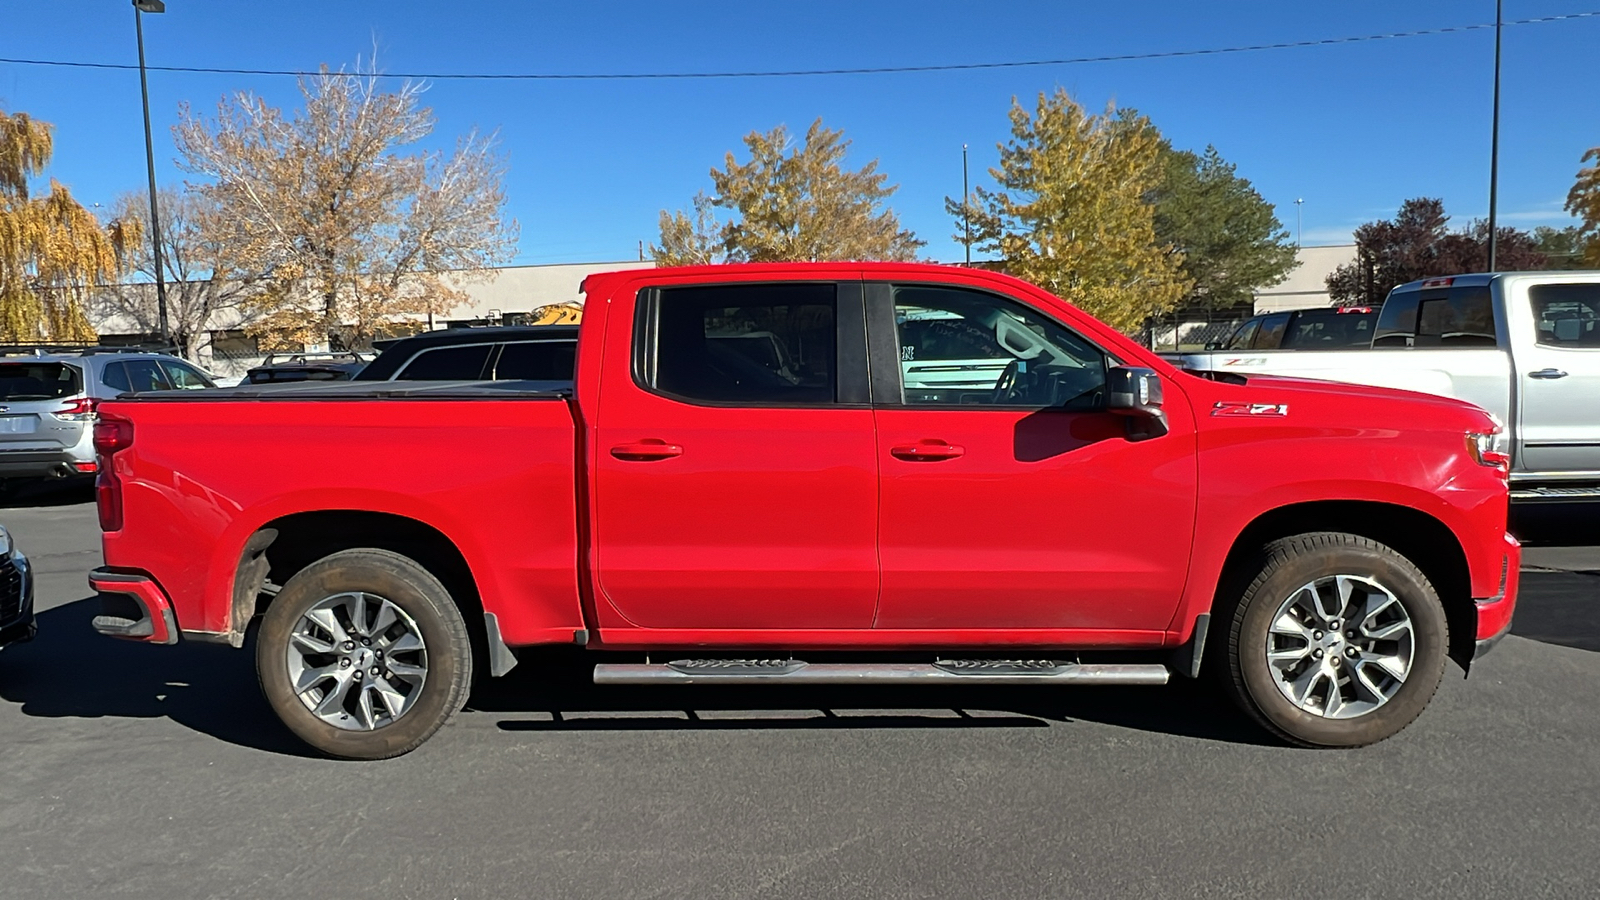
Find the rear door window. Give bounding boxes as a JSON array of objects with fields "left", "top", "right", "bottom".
[
  {"left": 1375, "top": 286, "right": 1496, "bottom": 348},
  {"left": 1531, "top": 284, "right": 1600, "bottom": 348},
  {"left": 122, "top": 359, "right": 172, "bottom": 392},
  {"left": 1253, "top": 314, "right": 1291, "bottom": 349},
  {"left": 395, "top": 345, "right": 494, "bottom": 380},
  {"left": 492, "top": 340, "right": 577, "bottom": 380},
  {"left": 0, "top": 362, "right": 83, "bottom": 400}
]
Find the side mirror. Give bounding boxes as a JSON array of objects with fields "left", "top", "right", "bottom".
[
  {"left": 1105, "top": 366, "right": 1169, "bottom": 441},
  {"left": 1204, "top": 340, "right": 1223, "bottom": 350}
]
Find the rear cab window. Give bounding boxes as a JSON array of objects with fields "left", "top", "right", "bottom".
[
  {"left": 1374, "top": 284, "right": 1498, "bottom": 348},
  {"left": 0, "top": 362, "right": 83, "bottom": 400}
]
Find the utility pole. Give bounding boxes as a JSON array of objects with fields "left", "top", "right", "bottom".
[
  {"left": 133, "top": 0, "right": 170, "bottom": 345},
  {"left": 1487, "top": 0, "right": 1503, "bottom": 271},
  {"left": 961, "top": 144, "right": 971, "bottom": 266}
]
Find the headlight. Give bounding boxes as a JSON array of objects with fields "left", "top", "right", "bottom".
[
  {"left": 1466, "top": 432, "right": 1510, "bottom": 471},
  {"left": 0, "top": 525, "right": 12, "bottom": 557}
]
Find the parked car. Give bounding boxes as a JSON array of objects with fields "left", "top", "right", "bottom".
[
  {"left": 355, "top": 325, "right": 577, "bottom": 384},
  {"left": 1205, "top": 306, "right": 1379, "bottom": 351},
  {"left": 243, "top": 351, "right": 369, "bottom": 385},
  {"left": 89, "top": 263, "right": 1517, "bottom": 759},
  {"left": 0, "top": 347, "right": 215, "bottom": 492},
  {"left": 1170, "top": 272, "right": 1600, "bottom": 502},
  {"left": 0, "top": 523, "right": 34, "bottom": 648}
]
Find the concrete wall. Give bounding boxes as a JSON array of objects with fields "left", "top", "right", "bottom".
[{"left": 1252, "top": 244, "right": 1357, "bottom": 314}]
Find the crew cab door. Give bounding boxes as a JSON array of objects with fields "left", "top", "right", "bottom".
[
  {"left": 591, "top": 280, "right": 879, "bottom": 629},
  {"left": 869, "top": 282, "right": 1198, "bottom": 633},
  {"left": 1516, "top": 280, "right": 1600, "bottom": 474}
]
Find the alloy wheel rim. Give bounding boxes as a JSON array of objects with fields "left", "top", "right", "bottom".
[
  {"left": 1265, "top": 574, "right": 1414, "bottom": 720},
  {"left": 286, "top": 592, "right": 428, "bottom": 731}
]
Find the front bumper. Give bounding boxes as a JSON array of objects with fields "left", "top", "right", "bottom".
[
  {"left": 1471, "top": 532, "right": 1522, "bottom": 661},
  {"left": 0, "top": 549, "right": 35, "bottom": 647},
  {"left": 89, "top": 568, "right": 178, "bottom": 645}
]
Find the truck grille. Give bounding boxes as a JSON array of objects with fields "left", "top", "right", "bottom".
[{"left": 0, "top": 557, "right": 22, "bottom": 624}]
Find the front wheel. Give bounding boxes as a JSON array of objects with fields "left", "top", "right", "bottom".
[
  {"left": 1215, "top": 532, "right": 1448, "bottom": 748},
  {"left": 256, "top": 549, "right": 473, "bottom": 759}
]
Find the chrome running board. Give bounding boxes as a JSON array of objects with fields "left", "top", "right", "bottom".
[{"left": 593, "top": 658, "right": 1170, "bottom": 686}]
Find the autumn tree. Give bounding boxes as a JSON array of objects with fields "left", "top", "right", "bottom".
[
  {"left": 1567, "top": 146, "right": 1600, "bottom": 267},
  {"left": 653, "top": 119, "right": 922, "bottom": 265},
  {"left": 0, "top": 108, "right": 137, "bottom": 342},
  {"left": 91, "top": 188, "right": 256, "bottom": 360},
  {"left": 173, "top": 68, "right": 518, "bottom": 349},
  {"left": 1327, "top": 198, "right": 1549, "bottom": 306},
  {"left": 946, "top": 90, "right": 1189, "bottom": 333},
  {"left": 1152, "top": 144, "right": 1298, "bottom": 314}
]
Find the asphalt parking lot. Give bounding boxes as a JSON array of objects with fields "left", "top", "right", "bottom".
[{"left": 1, "top": 486, "right": 1597, "bottom": 899}]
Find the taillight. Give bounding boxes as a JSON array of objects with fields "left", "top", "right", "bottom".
[
  {"left": 54, "top": 396, "right": 99, "bottom": 421},
  {"left": 94, "top": 414, "right": 134, "bottom": 532}
]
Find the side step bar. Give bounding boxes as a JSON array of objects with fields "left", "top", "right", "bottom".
[{"left": 594, "top": 658, "right": 1170, "bottom": 686}]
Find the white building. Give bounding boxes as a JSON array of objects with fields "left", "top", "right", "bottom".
[{"left": 1251, "top": 244, "right": 1357, "bottom": 314}]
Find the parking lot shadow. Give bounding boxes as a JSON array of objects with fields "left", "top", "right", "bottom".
[
  {"left": 0, "top": 597, "right": 311, "bottom": 756},
  {"left": 2, "top": 604, "right": 1279, "bottom": 752},
  {"left": 0, "top": 480, "right": 96, "bottom": 509},
  {"left": 475, "top": 648, "right": 1278, "bottom": 746}
]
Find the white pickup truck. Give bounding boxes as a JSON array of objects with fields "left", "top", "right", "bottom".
[{"left": 1170, "top": 271, "right": 1600, "bottom": 501}]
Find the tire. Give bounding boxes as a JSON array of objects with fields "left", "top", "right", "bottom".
[
  {"left": 256, "top": 548, "right": 473, "bottom": 760},
  {"left": 1213, "top": 532, "right": 1448, "bottom": 748}
]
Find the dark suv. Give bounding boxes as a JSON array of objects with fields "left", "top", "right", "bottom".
[
  {"left": 1210, "top": 307, "right": 1379, "bottom": 351},
  {"left": 355, "top": 326, "right": 577, "bottom": 384}
]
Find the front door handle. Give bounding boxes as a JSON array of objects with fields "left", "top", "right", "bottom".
[
  {"left": 889, "top": 440, "right": 965, "bottom": 462},
  {"left": 1528, "top": 368, "right": 1569, "bottom": 380},
  {"left": 610, "top": 439, "right": 683, "bottom": 461}
]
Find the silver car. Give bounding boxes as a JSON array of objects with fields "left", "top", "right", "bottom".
[{"left": 0, "top": 348, "right": 215, "bottom": 491}]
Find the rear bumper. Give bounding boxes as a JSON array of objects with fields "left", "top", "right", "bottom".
[
  {"left": 0, "top": 448, "right": 93, "bottom": 478},
  {"left": 1472, "top": 533, "right": 1522, "bottom": 661},
  {"left": 88, "top": 568, "right": 178, "bottom": 645}
]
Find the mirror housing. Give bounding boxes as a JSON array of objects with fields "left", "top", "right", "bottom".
[
  {"left": 1105, "top": 366, "right": 1169, "bottom": 441},
  {"left": 1204, "top": 340, "right": 1224, "bottom": 350}
]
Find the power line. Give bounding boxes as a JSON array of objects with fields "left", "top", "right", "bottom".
[{"left": 2, "top": 11, "right": 1598, "bottom": 82}]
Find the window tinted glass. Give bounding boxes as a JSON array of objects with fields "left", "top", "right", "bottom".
[
  {"left": 1223, "top": 319, "right": 1260, "bottom": 350},
  {"left": 101, "top": 362, "right": 131, "bottom": 393},
  {"left": 1281, "top": 311, "right": 1376, "bottom": 349},
  {"left": 648, "top": 283, "right": 836, "bottom": 404},
  {"left": 122, "top": 359, "right": 171, "bottom": 392},
  {"left": 1253, "top": 314, "right": 1291, "bottom": 349},
  {"left": 158, "top": 360, "right": 214, "bottom": 390},
  {"left": 493, "top": 340, "right": 577, "bottom": 380},
  {"left": 1531, "top": 284, "right": 1600, "bottom": 348},
  {"left": 1373, "top": 290, "right": 1421, "bottom": 347},
  {"left": 1416, "top": 287, "right": 1495, "bottom": 346},
  {"left": 396, "top": 345, "right": 493, "bottom": 380},
  {"left": 893, "top": 286, "right": 1107, "bottom": 409},
  {"left": 0, "top": 363, "right": 83, "bottom": 400}
]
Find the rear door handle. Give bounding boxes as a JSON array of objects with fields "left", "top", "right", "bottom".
[
  {"left": 889, "top": 440, "right": 965, "bottom": 462},
  {"left": 610, "top": 439, "right": 683, "bottom": 461},
  {"left": 1528, "top": 368, "right": 1569, "bottom": 379}
]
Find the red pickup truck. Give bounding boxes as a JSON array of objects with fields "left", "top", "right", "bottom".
[{"left": 88, "top": 263, "right": 1520, "bottom": 759}]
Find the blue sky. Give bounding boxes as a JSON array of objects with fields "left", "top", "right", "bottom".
[{"left": 3, "top": 0, "right": 1596, "bottom": 266}]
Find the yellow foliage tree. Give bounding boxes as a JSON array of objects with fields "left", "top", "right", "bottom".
[
  {"left": 1567, "top": 146, "right": 1600, "bottom": 267},
  {"left": 0, "top": 109, "right": 137, "bottom": 343},
  {"left": 947, "top": 90, "right": 1189, "bottom": 333},
  {"left": 653, "top": 119, "right": 923, "bottom": 265}
]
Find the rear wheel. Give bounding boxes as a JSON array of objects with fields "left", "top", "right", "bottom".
[
  {"left": 257, "top": 549, "right": 472, "bottom": 759},
  {"left": 1215, "top": 532, "right": 1448, "bottom": 748}
]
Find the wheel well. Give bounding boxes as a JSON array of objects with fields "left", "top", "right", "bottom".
[
  {"left": 236, "top": 511, "right": 487, "bottom": 662},
  {"left": 1216, "top": 501, "right": 1476, "bottom": 670}
]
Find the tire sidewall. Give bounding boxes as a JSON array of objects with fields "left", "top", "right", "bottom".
[
  {"left": 257, "top": 551, "right": 469, "bottom": 759},
  {"left": 1234, "top": 538, "right": 1448, "bottom": 748}
]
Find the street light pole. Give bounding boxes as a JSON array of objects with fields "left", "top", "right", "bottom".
[
  {"left": 1487, "top": 0, "right": 1503, "bottom": 272},
  {"left": 961, "top": 144, "right": 971, "bottom": 266},
  {"left": 134, "top": 0, "right": 170, "bottom": 346},
  {"left": 1295, "top": 198, "right": 1304, "bottom": 248}
]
